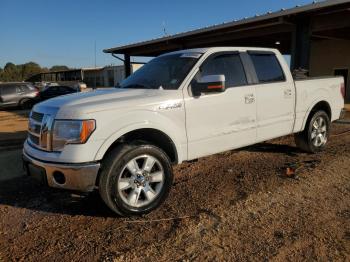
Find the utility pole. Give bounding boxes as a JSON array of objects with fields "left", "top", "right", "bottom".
[{"left": 94, "top": 40, "right": 97, "bottom": 89}]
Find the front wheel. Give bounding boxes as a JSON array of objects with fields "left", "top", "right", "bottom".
[
  {"left": 294, "top": 110, "right": 330, "bottom": 153},
  {"left": 99, "top": 143, "right": 173, "bottom": 216}
]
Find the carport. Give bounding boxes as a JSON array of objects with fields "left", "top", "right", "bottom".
[{"left": 104, "top": 0, "right": 350, "bottom": 102}]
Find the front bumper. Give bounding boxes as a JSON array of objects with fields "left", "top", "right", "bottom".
[{"left": 22, "top": 150, "right": 100, "bottom": 192}]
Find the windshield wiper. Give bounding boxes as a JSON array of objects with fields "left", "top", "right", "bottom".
[
  {"left": 122, "top": 84, "right": 150, "bottom": 89},
  {"left": 122, "top": 84, "right": 160, "bottom": 89}
]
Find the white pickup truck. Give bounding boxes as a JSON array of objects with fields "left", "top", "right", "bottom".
[{"left": 23, "top": 47, "right": 345, "bottom": 216}]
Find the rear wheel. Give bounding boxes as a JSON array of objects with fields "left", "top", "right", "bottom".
[
  {"left": 99, "top": 143, "right": 173, "bottom": 216},
  {"left": 294, "top": 110, "right": 330, "bottom": 153}
]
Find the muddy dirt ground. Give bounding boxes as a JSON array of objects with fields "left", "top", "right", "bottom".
[{"left": 0, "top": 109, "right": 349, "bottom": 261}]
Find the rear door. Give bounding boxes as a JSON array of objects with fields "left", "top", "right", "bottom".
[
  {"left": 16, "top": 85, "right": 28, "bottom": 102},
  {"left": 185, "top": 52, "right": 257, "bottom": 159},
  {"left": 247, "top": 51, "right": 295, "bottom": 141}
]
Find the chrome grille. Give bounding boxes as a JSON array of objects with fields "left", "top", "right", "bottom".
[
  {"left": 28, "top": 133, "right": 39, "bottom": 145},
  {"left": 28, "top": 111, "right": 53, "bottom": 151},
  {"left": 31, "top": 111, "right": 44, "bottom": 122}
]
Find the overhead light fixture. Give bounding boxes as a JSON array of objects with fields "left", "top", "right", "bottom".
[{"left": 275, "top": 41, "right": 281, "bottom": 45}]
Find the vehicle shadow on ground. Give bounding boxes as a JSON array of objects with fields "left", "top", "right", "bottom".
[
  {"left": 0, "top": 131, "right": 27, "bottom": 149},
  {"left": 242, "top": 142, "right": 303, "bottom": 156},
  {"left": 0, "top": 176, "right": 116, "bottom": 217}
]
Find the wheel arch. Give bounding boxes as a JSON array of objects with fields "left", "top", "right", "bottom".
[
  {"left": 18, "top": 97, "right": 34, "bottom": 109},
  {"left": 301, "top": 100, "right": 332, "bottom": 131},
  {"left": 95, "top": 127, "right": 181, "bottom": 165},
  {"left": 18, "top": 97, "right": 29, "bottom": 105}
]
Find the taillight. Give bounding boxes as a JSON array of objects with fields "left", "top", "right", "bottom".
[{"left": 340, "top": 83, "right": 345, "bottom": 99}]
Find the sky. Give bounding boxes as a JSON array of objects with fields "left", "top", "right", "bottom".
[{"left": 0, "top": 0, "right": 313, "bottom": 69}]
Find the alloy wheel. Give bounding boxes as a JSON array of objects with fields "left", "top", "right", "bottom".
[
  {"left": 311, "top": 116, "right": 327, "bottom": 147},
  {"left": 117, "top": 154, "right": 165, "bottom": 208}
]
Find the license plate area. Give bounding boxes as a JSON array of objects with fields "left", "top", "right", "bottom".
[{"left": 25, "top": 162, "right": 48, "bottom": 185}]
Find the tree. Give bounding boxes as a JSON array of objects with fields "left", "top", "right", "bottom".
[
  {"left": 41, "top": 67, "right": 49, "bottom": 73},
  {"left": 4, "top": 62, "right": 16, "bottom": 71},
  {"left": 3, "top": 62, "right": 18, "bottom": 81},
  {"left": 0, "top": 62, "right": 70, "bottom": 82},
  {"left": 21, "top": 62, "right": 42, "bottom": 80}
]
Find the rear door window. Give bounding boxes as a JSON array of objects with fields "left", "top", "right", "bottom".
[
  {"left": 26, "top": 83, "right": 36, "bottom": 90},
  {"left": 16, "top": 85, "right": 27, "bottom": 93},
  {"left": 199, "top": 53, "right": 247, "bottom": 88},
  {"left": 249, "top": 53, "right": 285, "bottom": 83}
]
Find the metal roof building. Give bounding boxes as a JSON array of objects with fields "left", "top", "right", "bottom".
[
  {"left": 104, "top": 0, "right": 350, "bottom": 101},
  {"left": 27, "top": 64, "right": 143, "bottom": 88}
]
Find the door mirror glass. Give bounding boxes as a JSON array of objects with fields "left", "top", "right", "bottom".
[{"left": 192, "top": 74, "right": 226, "bottom": 96}]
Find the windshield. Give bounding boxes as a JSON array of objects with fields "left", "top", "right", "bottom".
[{"left": 120, "top": 53, "right": 202, "bottom": 90}]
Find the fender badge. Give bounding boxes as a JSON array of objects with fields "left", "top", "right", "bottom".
[{"left": 158, "top": 102, "right": 182, "bottom": 110}]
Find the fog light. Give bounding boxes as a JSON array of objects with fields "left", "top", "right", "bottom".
[{"left": 53, "top": 171, "right": 66, "bottom": 185}]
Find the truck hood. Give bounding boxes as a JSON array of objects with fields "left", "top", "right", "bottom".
[{"left": 33, "top": 88, "right": 179, "bottom": 118}]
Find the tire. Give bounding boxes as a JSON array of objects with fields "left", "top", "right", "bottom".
[
  {"left": 294, "top": 110, "right": 330, "bottom": 153},
  {"left": 19, "top": 99, "right": 33, "bottom": 110},
  {"left": 98, "top": 142, "right": 173, "bottom": 216}
]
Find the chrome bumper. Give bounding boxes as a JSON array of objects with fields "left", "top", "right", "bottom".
[{"left": 22, "top": 150, "right": 100, "bottom": 192}]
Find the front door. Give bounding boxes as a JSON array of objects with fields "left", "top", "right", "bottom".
[{"left": 185, "top": 52, "right": 257, "bottom": 160}]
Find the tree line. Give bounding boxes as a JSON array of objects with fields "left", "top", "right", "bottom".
[{"left": 0, "top": 62, "right": 70, "bottom": 82}]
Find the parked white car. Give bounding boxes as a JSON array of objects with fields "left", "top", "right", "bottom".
[
  {"left": 23, "top": 47, "right": 345, "bottom": 216},
  {"left": 73, "top": 82, "right": 87, "bottom": 91}
]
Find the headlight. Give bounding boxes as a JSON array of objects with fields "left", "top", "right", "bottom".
[{"left": 52, "top": 120, "right": 96, "bottom": 151}]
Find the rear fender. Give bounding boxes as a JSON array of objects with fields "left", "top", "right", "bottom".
[{"left": 300, "top": 97, "right": 331, "bottom": 131}]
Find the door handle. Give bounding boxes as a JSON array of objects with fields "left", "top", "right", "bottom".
[
  {"left": 284, "top": 89, "right": 292, "bottom": 97},
  {"left": 245, "top": 94, "right": 255, "bottom": 104}
]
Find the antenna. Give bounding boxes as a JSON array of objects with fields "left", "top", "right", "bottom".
[{"left": 162, "top": 21, "right": 168, "bottom": 36}]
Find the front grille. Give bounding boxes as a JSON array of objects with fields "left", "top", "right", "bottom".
[
  {"left": 28, "top": 111, "right": 53, "bottom": 151},
  {"left": 28, "top": 133, "right": 39, "bottom": 145},
  {"left": 31, "top": 111, "right": 44, "bottom": 122}
]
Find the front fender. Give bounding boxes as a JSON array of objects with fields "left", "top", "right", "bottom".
[{"left": 93, "top": 110, "right": 187, "bottom": 163}]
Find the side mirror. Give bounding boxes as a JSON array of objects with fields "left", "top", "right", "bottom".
[{"left": 192, "top": 74, "right": 226, "bottom": 96}]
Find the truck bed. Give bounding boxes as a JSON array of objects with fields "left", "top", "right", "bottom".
[{"left": 293, "top": 76, "right": 344, "bottom": 133}]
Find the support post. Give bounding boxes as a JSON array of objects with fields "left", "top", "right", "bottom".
[
  {"left": 124, "top": 54, "right": 131, "bottom": 78},
  {"left": 291, "top": 17, "right": 311, "bottom": 72}
]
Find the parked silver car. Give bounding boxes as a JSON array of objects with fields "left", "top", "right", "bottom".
[{"left": 0, "top": 82, "right": 39, "bottom": 109}]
